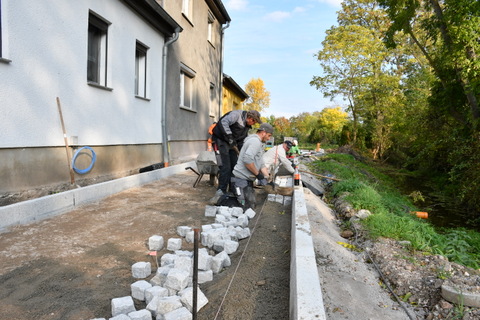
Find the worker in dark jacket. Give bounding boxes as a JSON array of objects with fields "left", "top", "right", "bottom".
[{"left": 209, "top": 109, "right": 262, "bottom": 205}]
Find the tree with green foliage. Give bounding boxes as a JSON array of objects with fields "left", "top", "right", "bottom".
[
  {"left": 311, "top": 22, "right": 404, "bottom": 158},
  {"left": 378, "top": 0, "right": 480, "bottom": 127},
  {"left": 312, "top": 107, "right": 349, "bottom": 144},
  {"left": 244, "top": 78, "right": 271, "bottom": 113},
  {"left": 377, "top": 0, "right": 480, "bottom": 212},
  {"left": 289, "top": 112, "right": 318, "bottom": 143}
]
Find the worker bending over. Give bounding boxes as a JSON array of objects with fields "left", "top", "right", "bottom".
[
  {"left": 263, "top": 140, "right": 295, "bottom": 182},
  {"left": 231, "top": 123, "right": 274, "bottom": 209}
]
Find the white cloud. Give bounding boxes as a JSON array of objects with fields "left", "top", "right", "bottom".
[
  {"left": 316, "top": 0, "right": 343, "bottom": 7},
  {"left": 293, "top": 7, "right": 306, "bottom": 13},
  {"left": 264, "top": 11, "right": 291, "bottom": 22},
  {"left": 225, "top": 0, "right": 249, "bottom": 11}
]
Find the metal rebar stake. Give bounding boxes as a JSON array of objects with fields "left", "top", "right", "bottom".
[{"left": 193, "top": 228, "right": 199, "bottom": 319}]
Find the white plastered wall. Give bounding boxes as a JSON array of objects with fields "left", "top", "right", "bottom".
[{"left": 0, "top": 0, "right": 166, "bottom": 148}]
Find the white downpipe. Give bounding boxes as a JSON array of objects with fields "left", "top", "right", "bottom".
[{"left": 161, "top": 29, "right": 180, "bottom": 167}]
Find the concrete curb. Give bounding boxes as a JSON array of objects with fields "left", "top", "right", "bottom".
[
  {"left": 290, "top": 184, "right": 327, "bottom": 320},
  {"left": 0, "top": 161, "right": 195, "bottom": 232}
]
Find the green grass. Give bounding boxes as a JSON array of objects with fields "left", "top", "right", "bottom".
[{"left": 311, "top": 153, "right": 480, "bottom": 269}]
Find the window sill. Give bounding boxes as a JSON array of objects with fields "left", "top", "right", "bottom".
[
  {"left": 88, "top": 82, "right": 113, "bottom": 91},
  {"left": 0, "top": 57, "right": 12, "bottom": 64},
  {"left": 135, "top": 95, "right": 151, "bottom": 101},
  {"left": 180, "top": 106, "right": 197, "bottom": 113},
  {"left": 208, "top": 40, "right": 216, "bottom": 49},
  {"left": 182, "top": 13, "right": 194, "bottom": 27}
]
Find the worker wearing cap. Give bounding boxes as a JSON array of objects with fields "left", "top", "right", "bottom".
[
  {"left": 287, "top": 139, "right": 301, "bottom": 157},
  {"left": 263, "top": 141, "right": 295, "bottom": 181},
  {"left": 231, "top": 123, "right": 274, "bottom": 209},
  {"left": 209, "top": 109, "right": 262, "bottom": 205}
]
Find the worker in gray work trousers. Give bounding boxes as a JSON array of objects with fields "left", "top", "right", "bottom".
[
  {"left": 231, "top": 123, "right": 274, "bottom": 209},
  {"left": 209, "top": 109, "right": 262, "bottom": 205}
]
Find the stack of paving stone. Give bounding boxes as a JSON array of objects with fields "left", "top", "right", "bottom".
[{"left": 90, "top": 204, "right": 263, "bottom": 320}]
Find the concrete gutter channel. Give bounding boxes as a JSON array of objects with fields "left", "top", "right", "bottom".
[{"left": 0, "top": 162, "right": 327, "bottom": 319}]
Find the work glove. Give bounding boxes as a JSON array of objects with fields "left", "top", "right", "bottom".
[
  {"left": 256, "top": 172, "right": 265, "bottom": 181},
  {"left": 257, "top": 178, "right": 268, "bottom": 186},
  {"left": 226, "top": 134, "right": 236, "bottom": 147}
]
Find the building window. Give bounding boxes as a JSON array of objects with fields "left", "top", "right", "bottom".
[
  {"left": 135, "top": 41, "right": 148, "bottom": 98},
  {"left": 182, "top": 0, "right": 193, "bottom": 21},
  {"left": 180, "top": 64, "right": 196, "bottom": 109},
  {"left": 87, "top": 12, "right": 109, "bottom": 86},
  {"left": 209, "top": 82, "right": 216, "bottom": 116},
  {"left": 207, "top": 12, "right": 215, "bottom": 45}
]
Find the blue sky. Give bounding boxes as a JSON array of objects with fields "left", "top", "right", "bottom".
[{"left": 223, "top": 0, "right": 344, "bottom": 119}]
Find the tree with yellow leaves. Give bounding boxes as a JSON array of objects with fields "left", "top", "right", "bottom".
[{"left": 244, "top": 78, "right": 270, "bottom": 112}]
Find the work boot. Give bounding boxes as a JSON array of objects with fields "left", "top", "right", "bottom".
[{"left": 208, "top": 189, "right": 224, "bottom": 206}]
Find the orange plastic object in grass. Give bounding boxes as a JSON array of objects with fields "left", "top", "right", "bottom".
[{"left": 412, "top": 211, "right": 428, "bottom": 219}]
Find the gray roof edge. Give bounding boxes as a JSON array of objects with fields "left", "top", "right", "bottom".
[
  {"left": 206, "top": 0, "right": 231, "bottom": 24},
  {"left": 223, "top": 74, "right": 249, "bottom": 100},
  {"left": 120, "top": 0, "right": 183, "bottom": 36}
]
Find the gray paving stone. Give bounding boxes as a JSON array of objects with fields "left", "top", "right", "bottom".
[
  {"left": 160, "top": 253, "right": 177, "bottom": 266},
  {"left": 156, "top": 296, "right": 183, "bottom": 317},
  {"left": 176, "top": 226, "right": 191, "bottom": 237},
  {"left": 128, "top": 309, "right": 152, "bottom": 320},
  {"left": 109, "top": 315, "right": 130, "bottom": 320},
  {"left": 244, "top": 208, "right": 256, "bottom": 219},
  {"left": 132, "top": 262, "right": 152, "bottom": 279},
  {"left": 145, "top": 286, "right": 168, "bottom": 304},
  {"left": 174, "top": 256, "right": 192, "bottom": 275},
  {"left": 198, "top": 248, "right": 212, "bottom": 271},
  {"left": 179, "top": 286, "right": 209, "bottom": 312},
  {"left": 131, "top": 280, "right": 152, "bottom": 301},
  {"left": 204, "top": 205, "right": 217, "bottom": 217},
  {"left": 166, "top": 238, "right": 182, "bottom": 251},
  {"left": 201, "top": 224, "right": 213, "bottom": 232},
  {"left": 111, "top": 296, "right": 135, "bottom": 317},
  {"left": 198, "top": 270, "right": 213, "bottom": 284},
  {"left": 150, "top": 265, "right": 172, "bottom": 287},
  {"left": 185, "top": 230, "right": 194, "bottom": 243},
  {"left": 223, "top": 239, "right": 239, "bottom": 254},
  {"left": 148, "top": 235, "right": 164, "bottom": 251},
  {"left": 237, "top": 214, "right": 248, "bottom": 227},
  {"left": 164, "top": 269, "right": 189, "bottom": 291},
  {"left": 230, "top": 206, "right": 244, "bottom": 217},
  {"left": 162, "top": 306, "right": 191, "bottom": 320}
]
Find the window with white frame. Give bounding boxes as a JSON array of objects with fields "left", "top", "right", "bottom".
[
  {"left": 207, "top": 12, "right": 215, "bottom": 45},
  {"left": 180, "top": 64, "right": 196, "bottom": 109},
  {"left": 87, "top": 12, "right": 109, "bottom": 86},
  {"left": 182, "top": 0, "right": 193, "bottom": 21},
  {"left": 135, "top": 41, "right": 148, "bottom": 98}
]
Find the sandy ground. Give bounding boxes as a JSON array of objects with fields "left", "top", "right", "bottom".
[
  {"left": 0, "top": 171, "right": 290, "bottom": 320},
  {"left": 0, "top": 169, "right": 419, "bottom": 320},
  {"left": 304, "top": 189, "right": 411, "bottom": 319}
]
